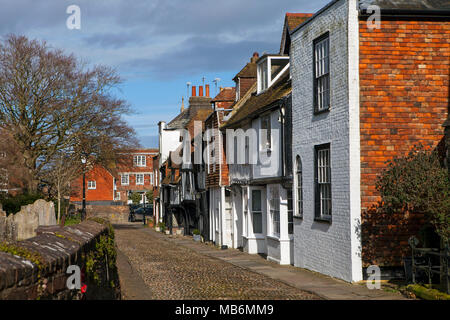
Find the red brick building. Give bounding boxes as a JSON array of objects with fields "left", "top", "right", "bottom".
[
  {"left": 114, "top": 149, "right": 158, "bottom": 204},
  {"left": 70, "top": 164, "right": 115, "bottom": 203},
  {"left": 70, "top": 149, "right": 158, "bottom": 205},
  {"left": 290, "top": 0, "right": 449, "bottom": 282},
  {"left": 358, "top": 15, "right": 449, "bottom": 267}
]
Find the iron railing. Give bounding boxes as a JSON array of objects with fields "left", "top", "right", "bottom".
[{"left": 409, "top": 236, "right": 450, "bottom": 294}]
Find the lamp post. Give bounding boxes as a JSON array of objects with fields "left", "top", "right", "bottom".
[{"left": 81, "top": 155, "right": 87, "bottom": 221}]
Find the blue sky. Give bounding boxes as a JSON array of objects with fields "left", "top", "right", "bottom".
[{"left": 0, "top": 0, "right": 330, "bottom": 147}]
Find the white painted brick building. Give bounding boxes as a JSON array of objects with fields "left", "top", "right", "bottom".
[{"left": 290, "top": 0, "right": 362, "bottom": 282}]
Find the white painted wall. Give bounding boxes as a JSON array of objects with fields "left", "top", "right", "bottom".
[
  {"left": 290, "top": 0, "right": 362, "bottom": 282},
  {"left": 158, "top": 122, "right": 181, "bottom": 169},
  {"left": 252, "top": 111, "right": 282, "bottom": 179}
]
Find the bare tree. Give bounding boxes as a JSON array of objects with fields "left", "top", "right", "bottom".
[
  {"left": 0, "top": 35, "right": 139, "bottom": 193},
  {"left": 44, "top": 151, "right": 81, "bottom": 224}
]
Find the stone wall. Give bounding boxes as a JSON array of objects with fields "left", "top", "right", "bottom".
[
  {"left": 73, "top": 204, "right": 129, "bottom": 224},
  {"left": 0, "top": 199, "right": 56, "bottom": 241},
  {"left": 0, "top": 220, "right": 120, "bottom": 300}
]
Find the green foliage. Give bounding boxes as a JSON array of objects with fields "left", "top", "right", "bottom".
[
  {"left": 157, "top": 222, "right": 166, "bottom": 231},
  {"left": 64, "top": 212, "right": 82, "bottom": 226},
  {"left": 0, "top": 241, "right": 45, "bottom": 270},
  {"left": 376, "top": 145, "right": 450, "bottom": 241},
  {"left": 0, "top": 193, "right": 43, "bottom": 215},
  {"left": 407, "top": 284, "right": 450, "bottom": 300},
  {"left": 84, "top": 219, "right": 117, "bottom": 289},
  {"left": 128, "top": 192, "right": 142, "bottom": 205},
  {"left": 193, "top": 229, "right": 200, "bottom": 235}
]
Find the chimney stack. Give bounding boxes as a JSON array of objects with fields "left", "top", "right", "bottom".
[
  {"left": 199, "top": 85, "right": 204, "bottom": 97},
  {"left": 192, "top": 86, "right": 197, "bottom": 97},
  {"left": 205, "top": 84, "right": 210, "bottom": 97},
  {"left": 251, "top": 52, "right": 259, "bottom": 63}
]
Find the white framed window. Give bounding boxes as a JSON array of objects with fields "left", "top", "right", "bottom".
[
  {"left": 269, "top": 188, "right": 280, "bottom": 237},
  {"left": 257, "top": 56, "right": 290, "bottom": 94},
  {"left": 136, "top": 173, "right": 144, "bottom": 185},
  {"left": 314, "top": 33, "right": 330, "bottom": 113},
  {"left": 251, "top": 189, "right": 263, "bottom": 234},
  {"left": 315, "top": 144, "right": 331, "bottom": 220},
  {"left": 133, "top": 155, "right": 146, "bottom": 167},
  {"left": 258, "top": 60, "right": 268, "bottom": 92},
  {"left": 121, "top": 174, "right": 129, "bottom": 185},
  {"left": 296, "top": 155, "right": 303, "bottom": 217},
  {"left": 115, "top": 191, "right": 121, "bottom": 201},
  {"left": 87, "top": 180, "right": 96, "bottom": 189}
]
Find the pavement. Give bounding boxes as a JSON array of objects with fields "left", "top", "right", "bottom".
[{"left": 114, "top": 223, "right": 408, "bottom": 300}]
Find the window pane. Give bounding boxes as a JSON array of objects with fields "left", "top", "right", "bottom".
[
  {"left": 252, "top": 190, "right": 261, "bottom": 212},
  {"left": 253, "top": 212, "right": 262, "bottom": 234}
]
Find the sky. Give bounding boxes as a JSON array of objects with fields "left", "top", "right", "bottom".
[{"left": 0, "top": 0, "right": 330, "bottom": 148}]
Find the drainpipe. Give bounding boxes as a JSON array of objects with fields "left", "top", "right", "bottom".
[{"left": 278, "top": 98, "right": 287, "bottom": 179}]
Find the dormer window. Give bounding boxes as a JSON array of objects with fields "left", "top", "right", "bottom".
[{"left": 257, "top": 55, "right": 290, "bottom": 94}]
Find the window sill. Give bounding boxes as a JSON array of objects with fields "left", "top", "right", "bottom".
[
  {"left": 293, "top": 215, "right": 303, "bottom": 219},
  {"left": 314, "top": 216, "right": 332, "bottom": 223},
  {"left": 266, "top": 234, "right": 280, "bottom": 241},
  {"left": 313, "top": 107, "right": 330, "bottom": 115},
  {"left": 243, "top": 235, "right": 265, "bottom": 240}
]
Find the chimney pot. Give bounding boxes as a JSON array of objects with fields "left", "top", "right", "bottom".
[
  {"left": 199, "top": 85, "right": 204, "bottom": 97},
  {"left": 205, "top": 84, "right": 210, "bottom": 97},
  {"left": 251, "top": 52, "right": 259, "bottom": 63},
  {"left": 192, "top": 86, "right": 196, "bottom": 97}
]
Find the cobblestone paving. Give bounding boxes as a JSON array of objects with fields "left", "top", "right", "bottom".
[{"left": 114, "top": 224, "right": 321, "bottom": 300}]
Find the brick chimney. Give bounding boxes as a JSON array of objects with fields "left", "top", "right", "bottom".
[
  {"left": 251, "top": 52, "right": 259, "bottom": 63},
  {"left": 192, "top": 86, "right": 196, "bottom": 97}
]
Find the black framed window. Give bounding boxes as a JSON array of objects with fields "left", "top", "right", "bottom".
[
  {"left": 287, "top": 189, "right": 294, "bottom": 234},
  {"left": 296, "top": 155, "right": 303, "bottom": 217},
  {"left": 313, "top": 33, "right": 330, "bottom": 113},
  {"left": 315, "top": 144, "right": 331, "bottom": 220}
]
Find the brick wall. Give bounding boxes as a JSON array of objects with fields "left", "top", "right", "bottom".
[
  {"left": 71, "top": 165, "right": 114, "bottom": 202},
  {"left": 359, "top": 19, "right": 449, "bottom": 267},
  {"left": 239, "top": 78, "right": 256, "bottom": 99}
]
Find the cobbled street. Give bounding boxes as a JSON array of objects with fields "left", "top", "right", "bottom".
[{"left": 114, "top": 224, "right": 321, "bottom": 300}]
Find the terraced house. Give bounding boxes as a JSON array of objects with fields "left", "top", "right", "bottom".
[
  {"left": 159, "top": 86, "right": 212, "bottom": 235},
  {"left": 206, "top": 55, "right": 257, "bottom": 249},
  {"left": 290, "top": 0, "right": 449, "bottom": 282},
  {"left": 221, "top": 13, "right": 312, "bottom": 265}
]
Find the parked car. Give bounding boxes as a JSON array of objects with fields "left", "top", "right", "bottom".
[{"left": 129, "top": 205, "right": 153, "bottom": 222}]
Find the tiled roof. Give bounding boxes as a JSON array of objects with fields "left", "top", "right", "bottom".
[
  {"left": 233, "top": 62, "right": 257, "bottom": 81},
  {"left": 222, "top": 70, "right": 291, "bottom": 129},
  {"left": 211, "top": 87, "right": 236, "bottom": 102},
  {"left": 168, "top": 106, "right": 212, "bottom": 130},
  {"left": 285, "top": 13, "right": 313, "bottom": 32}
]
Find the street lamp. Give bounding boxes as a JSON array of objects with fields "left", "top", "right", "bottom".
[{"left": 81, "top": 154, "right": 87, "bottom": 221}]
